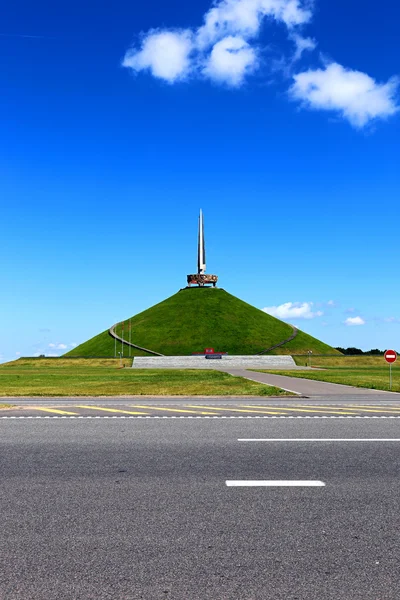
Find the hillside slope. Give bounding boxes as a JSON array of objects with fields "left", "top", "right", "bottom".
[{"left": 65, "top": 287, "right": 340, "bottom": 357}]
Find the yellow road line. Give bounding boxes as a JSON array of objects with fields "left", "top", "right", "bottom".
[
  {"left": 130, "top": 405, "right": 220, "bottom": 415},
  {"left": 76, "top": 405, "right": 148, "bottom": 415},
  {"left": 296, "top": 404, "right": 400, "bottom": 415},
  {"left": 287, "top": 405, "right": 359, "bottom": 415},
  {"left": 239, "top": 405, "right": 358, "bottom": 415},
  {"left": 349, "top": 405, "right": 400, "bottom": 411},
  {"left": 33, "top": 407, "right": 79, "bottom": 415},
  {"left": 342, "top": 406, "right": 400, "bottom": 414},
  {"left": 185, "top": 405, "right": 285, "bottom": 415}
]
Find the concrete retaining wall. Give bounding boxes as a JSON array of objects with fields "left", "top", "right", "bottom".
[{"left": 131, "top": 355, "right": 296, "bottom": 369}]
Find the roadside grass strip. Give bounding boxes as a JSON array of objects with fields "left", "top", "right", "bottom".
[
  {"left": 185, "top": 404, "right": 286, "bottom": 415},
  {"left": 32, "top": 407, "right": 79, "bottom": 415},
  {"left": 75, "top": 405, "right": 148, "bottom": 415},
  {"left": 238, "top": 405, "right": 359, "bottom": 415},
  {"left": 130, "top": 405, "right": 221, "bottom": 415}
]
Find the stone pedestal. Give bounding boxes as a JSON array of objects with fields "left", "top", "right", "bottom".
[{"left": 187, "top": 274, "right": 218, "bottom": 287}]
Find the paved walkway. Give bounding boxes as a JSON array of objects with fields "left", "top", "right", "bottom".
[{"left": 222, "top": 368, "right": 400, "bottom": 398}]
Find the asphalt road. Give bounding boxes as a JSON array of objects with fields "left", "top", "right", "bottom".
[
  {"left": 1, "top": 415, "right": 400, "bottom": 599},
  {"left": 3, "top": 397, "right": 400, "bottom": 417},
  {"left": 222, "top": 368, "right": 400, "bottom": 397}
]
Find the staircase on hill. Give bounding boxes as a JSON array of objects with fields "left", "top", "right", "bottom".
[
  {"left": 131, "top": 355, "right": 296, "bottom": 369},
  {"left": 109, "top": 323, "right": 164, "bottom": 356},
  {"left": 256, "top": 327, "right": 298, "bottom": 354}
]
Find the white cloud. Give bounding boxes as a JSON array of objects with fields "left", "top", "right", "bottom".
[
  {"left": 15, "top": 352, "right": 21, "bottom": 356},
  {"left": 291, "top": 62, "right": 400, "bottom": 127},
  {"left": 121, "top": 0, "right": 399, "bottom": 128},
  {"left": 344, "top": 316, "right": 365, "bottom": 326},
  {"left": 263, "top": 301, "right": 323, "bottom": 320},
  {"left": 123, "top": 0, "right": 311, "bottom": 86},
  {"left": 384, "top": 317, "right": 400, "bottom": 324},
  {"left": 290, "top": 33, "right": 316, "bottom": 62},
  {"left": 327, "top": 300, "right": 335, "bottom": 306},
  {"left": 69, "top": 342, "right": 78, "bottom": 348},
  {"left": 46, "top": 353, "right": 60, "bottom": 357},
  {"left": 203, "top": 35, "right": 258, "bottom": 85},
  {"left": 48, "top": 343, "right": 68, "bottom": 350},
  {"left": 196, "top": 0, "right": 311, "bottom": 49},
  {"left": 122, "top": 30, "right": 194, "bottom": 83}
]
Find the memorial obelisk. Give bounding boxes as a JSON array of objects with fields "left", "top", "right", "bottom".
[{"left": 187, "top": 210, "right": 218, "bottom": 287}]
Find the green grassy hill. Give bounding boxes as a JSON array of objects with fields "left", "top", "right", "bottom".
[{"left": 65, "top": 287, "right": 340, "bottom": 357}]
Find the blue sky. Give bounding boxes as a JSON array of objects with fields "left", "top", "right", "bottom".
[{"left": 1, "top": 0, "right": 399, "bottom": 361}]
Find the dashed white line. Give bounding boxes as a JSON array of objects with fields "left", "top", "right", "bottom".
[
  {"left": 226, "top": 480, "right": 326, "bottom": 487},
  {"left": 238, "top": 438, "right": 400, "bottom": 442},
  {"left": 1, "top": 415, "right": 400, "bottom": 420}
]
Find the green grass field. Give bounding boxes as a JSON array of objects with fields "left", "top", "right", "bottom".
[
  {"left": 293, "top": 355, "right": 392, "bottom": 368},
  {"left": 66, "top": 287, "right": 339, "bottom": 357},
  {"left": 254, "top": 355, "right": 400, "bottom": 392},
  {"left": 0, "top": 358, "right": 291, "bottom": 397}
]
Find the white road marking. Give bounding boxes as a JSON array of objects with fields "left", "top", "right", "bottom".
[
  {"left": 238, "top": 438, "right": 400, "bottom": 442},
  {"left": 1, "top": 415, "right": 400, "bottom": 420},
  {"left": 226, "top": 480, "right": 326, "bottom": 487}
]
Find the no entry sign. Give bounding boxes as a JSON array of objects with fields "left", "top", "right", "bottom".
[
  {"left": 384, "top": 350, "right": 397, "bottom": 364},
  {"left": 384, "top": 351, "right": 397, "bottom": 391}
]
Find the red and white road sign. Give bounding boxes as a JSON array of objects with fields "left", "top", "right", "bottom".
[{"left": 384, "top": 350, "right": 397, "bottom": 364}]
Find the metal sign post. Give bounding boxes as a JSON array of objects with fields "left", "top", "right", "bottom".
[{"left": 384, "top": 350, "right": 397, "bottom": 391}]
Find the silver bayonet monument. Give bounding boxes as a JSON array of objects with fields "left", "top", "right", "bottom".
[{"left": 187, "top": 210, "right": 218, "bottom": 287}]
